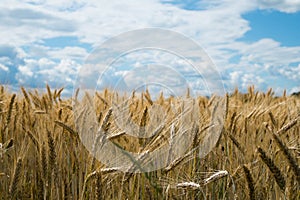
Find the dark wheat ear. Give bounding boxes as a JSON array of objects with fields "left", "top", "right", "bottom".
[
  {"left": 10, "top": 157, "right": 22, "bottom": 198},
  {"left": 47, "top": 130, "right": 57, "bottom": 184},
  {"left": 272, "top": 133, "right": 300, "bottom": 184},
  {"left": 40, "top": 142, "right": 47, "bottom": 182},
  {"left": 6, "top": 93, "right": 16, "bottom": 126},
  {"left": 266, "top": 121, "right": 300, "bottom": 184},
  {"left": 243, "top": 165, "right": 256, "bottom": 200},
  {"left": 95, "top": 171, "right": 102, "bottom": 200},
  {"left": 257, "top": 147, "right": 286, "bottom": 191}
]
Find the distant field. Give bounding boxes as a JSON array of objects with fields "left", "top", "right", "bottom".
[{"left": 0, "top": 85, "right": 299, "bottom": 199}]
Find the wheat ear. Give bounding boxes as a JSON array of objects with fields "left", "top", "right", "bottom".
[
  {"left": 203, "top": 170, "right": 229, "bottom": 185},
  {"left": 176, "top": 182, "right": 200, "bottom": 190},
  {"left": 272, "top": 133, "right": 300, "bottom": 184},
  {"left": 26, "top": 130, "right": 40, "bottom": 152},
  {"left": 81, "top": 171, "right": 100, "bottom": 200},
  {"left": 47, "top": 130, "right": 57, "bottom": 187},
  {"left": 21, "top": 87, "right": 31, "bottom": 105},
  {"left": 6, "top": 93, "right": 16, "bottom": 126},
  {"left": 95, "top": 172, "right": 102, "bottom": 200},
  {"left": 257, "top": 147, "right": 286, "bottom": 191},
  {"left": 276, "top": 115, "right": 299, "bottom": 135},
  {"left": 54, "top": 120, "right": 78, "bottom": 138},
  {"left": 243, "top": 165, "right": 256, "bottom": 200},
  {"left": 10, "top": 157, "right": 22, "bottom": 198},
  {"left": 46, "top": 84, "right": 53, "bottom": 103}
]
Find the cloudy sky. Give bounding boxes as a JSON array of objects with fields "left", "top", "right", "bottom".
[{"left": 1, "top": 0, "right": 300, "bottom": 96}]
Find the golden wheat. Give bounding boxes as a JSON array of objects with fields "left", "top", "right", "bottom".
[{"left": 0, "top": 85, "right": 299, "bottom": 199}]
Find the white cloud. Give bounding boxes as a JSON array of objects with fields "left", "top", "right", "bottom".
[
  {"left": 238, "top": 39, "right": 300, "bottom": 66},
  {"left": 16, "top": 57, "right": 80, "bottom": 88},
  {"left": 199, "top": 0, "right": 300, "bottom": 13},
  {"left": 229, "top": 71, "right": 266, "bottom": 90},
  {"left": 205, "top": 38, "right": 300, "bottom": 93},
  {"left": 290, "top": 86, "right": 300, "bottom": 94},
  {"left": 0, "top": 63, "right": 9, "bottom": 72},
  {"left": 0, "top": 45, "right": 25, "bottom": 84},
  {"left": 0, "top": 0, "right": 299, "bottom": 95},
  {"left": 50, "top": 46, "right": 88, "bottom": 60},
  {"left": 27, "top": 45, "right": 89, "bottom": 60},
  {"left": 0, "top": 3, "right": 78, "bottom": 46},
  {"left": 241, "top": 73, "right": 265, "bottom": 89},
  {"left": 278, "top": 64, "right": 300, "bottom": 81},
  {"left": 257, "top": 0, "right": 300, "bottom": 13},
  {"left": 229, "top": 71, "right": 242, "bottom": 86}
]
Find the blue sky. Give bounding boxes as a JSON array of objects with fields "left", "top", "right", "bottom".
[{"left": 0, "top": 0, "right": 300, "bottom": 96}]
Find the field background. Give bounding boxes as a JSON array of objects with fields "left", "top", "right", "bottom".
[{"left": 0, "top": 85, "right": 299, "bottom": 199}]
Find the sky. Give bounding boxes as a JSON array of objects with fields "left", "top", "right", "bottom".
[{"left": 0, "top": 0, "right": 300, "bottom": 96}]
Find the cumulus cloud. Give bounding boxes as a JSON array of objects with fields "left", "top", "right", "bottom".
[
  {"left": 0, "top": 3, "right": 77, "bottom": 46},
  {"left": 257, "top": 0, "right": 300, "bottom": 13},
  {"left": 25, "top": 44, "right": 89, "bottom": 60},
  {"left": 278, "top": 64, "right": 300, "bottom": 81},
  {"left": 0, "top": 64, "right": 9, "bottom": 72},
  {"left": 0, "top": 0, "right": 299, "bottom": 95},
  {"left": 0, "top": 45, "right": 25, "bottom": 84},
  {"left": 0, "top": 43, "right": 81, "bottom": 90},
  {"left": 16, "top": 57, "right": 80, "bottom": 91},
  {"left": 229, "top": 71, "right": 266, "bottom": 91},
  {"left": 206, "top": 37, "right": 300, "bottom": 93},
  {"left": 199, "top": 0, "right": 300, "bottom": 13}
]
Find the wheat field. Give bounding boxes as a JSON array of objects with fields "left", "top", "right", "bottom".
[{"left": 0, "top": 85, "right": 299, "bottom": 199}]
